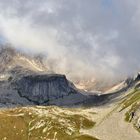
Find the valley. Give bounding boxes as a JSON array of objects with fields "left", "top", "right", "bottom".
[
  {"left": 0, "top": 47, "right": 140, "bottom": 140},
  {"left": 0, "top": 0, "right": 140, "bottom": 139}
]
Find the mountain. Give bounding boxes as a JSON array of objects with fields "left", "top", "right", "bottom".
[
  {"left": 0, "top": 45, "right": 110, "bottom": 107},
  {"left": 0, "top": 75, "right": 140, "bottom": 140},
  {"left": 0, "top": 45, "right": 140, "bottom": 140},
  {"left": 0, "top": 46, "right": 48, "bottom": 74},
  {"left": 0, "top": 45, "right": 138, "bottom": 108}
]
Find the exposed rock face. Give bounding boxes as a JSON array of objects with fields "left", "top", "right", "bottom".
[
  {"left": 14, "top": 74, "right": 86, "bottom": 105},
  {"left": 0, "top": 45, "right": 138, "bottom": 107},
  {"left": 0, "top": 46, "right": 48, "bottom": 74},
  {"left": 0, "top": 46, "right": 100, "bottom": 107},
  {"left": 14, "top": 73, "right": 127, "bottom": 106}
]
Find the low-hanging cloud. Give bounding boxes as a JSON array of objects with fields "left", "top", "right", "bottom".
[{"left": 0, "top": 0, "right": 140, "bottom": 85}]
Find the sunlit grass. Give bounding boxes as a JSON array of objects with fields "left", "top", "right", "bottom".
[
  {"left": 118, "top": 88, "right": 140, "bottom": 133},
  {"left": 120, "top": 88, "right": 140, "bottom": 111},
  {"left": 125, "top": 103, "right": 139, "bottom": 122},
  {"left": 0, "top": 106, "right": 98, "bottom": 140}
]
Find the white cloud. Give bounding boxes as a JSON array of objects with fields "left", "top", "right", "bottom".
[{"left": 0, "top": 0, "right": 140, "bottom": 84}]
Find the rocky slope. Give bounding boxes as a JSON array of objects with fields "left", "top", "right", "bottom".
[
  {"left": 1, "top": 45, "right": 140, "bottom": 108},
  {"left": 0, "top": 46, "right": 140, "bottom": 139},
  {"left": 0, "top": 46, "right": 47, "bottom": 74},
  {"left": 0, "top": 46, "right": 104, "bottom": 107},
  {"left": 12, "top": 74, "right": 90, "bottom": 106},
  {"left": 88, "top": 74, "right": 140, "bottom": 140},
  {"left": 0, "top": 45, "right": 128, "bottom": 107}
]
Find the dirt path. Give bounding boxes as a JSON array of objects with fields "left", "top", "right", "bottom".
[{"left": 88, "top": 107, "right": 140, "bottom": 140}]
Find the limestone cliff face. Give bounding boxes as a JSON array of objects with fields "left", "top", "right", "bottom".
[
  {"left": 0, "top": 45, "right": 133, "bottom": 107},
  {"left": 0, "top": 46, "right": 97, "bottom": 107},
  {"left": 14, "top": 74, "right": 87, "bottom": 105}
]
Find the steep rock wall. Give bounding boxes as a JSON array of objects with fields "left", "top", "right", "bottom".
[{"left": 14, "top": 74, "right": 87, "bottom": 105}]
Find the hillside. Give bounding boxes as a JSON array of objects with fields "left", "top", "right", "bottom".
[
  {"left": 0, "top": 46, "right": 140, "bottom": 139},
  {"left": 0, "top": 46, "right": 128, "bottom": 107},
  {"left": 0, "top": 46, "right": 47, "bottom": 74},
  {"left": 0, "top": 106, "right": 99, "bottom": 140}
]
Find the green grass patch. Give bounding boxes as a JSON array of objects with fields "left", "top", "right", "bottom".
[
  {"left": 125, "top": 103, "right": 139, "bottom": 122},
  {"left": 120, "top": 89, "right": 140, "bottom": 111}
]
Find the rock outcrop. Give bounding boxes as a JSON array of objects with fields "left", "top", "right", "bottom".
[
  {"left": 0, "top": 45, "right": 138, "bottom": 107},
  {"left": 13, "top": 74, "right": 88, "bottom": 105}
]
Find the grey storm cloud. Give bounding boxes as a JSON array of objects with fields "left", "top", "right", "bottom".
[{"left": 0, "top": 0, "right": 140, "bottom": 83}]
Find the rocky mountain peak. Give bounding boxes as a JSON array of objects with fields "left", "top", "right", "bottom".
[
  {"left": 0, "top": 45, "right": 47, "bottom": 73},
  {"left": 0, "top": 46, "right": 17, "bottom": 57},
  {"left": 134, "top": 72, "right": 140, "bottom": 82},
  {"left": 0, "top": 46, "right": 17, "bottom": 72}
]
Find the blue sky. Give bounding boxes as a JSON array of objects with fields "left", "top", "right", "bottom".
[
  {"left": 0, "top": 36, "right": 6, "bottom": 44},
  {"left": 102, "top": 0, "right": 113, "bottom": 8}
]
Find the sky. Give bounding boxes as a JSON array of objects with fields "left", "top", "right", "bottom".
[{"left": 0, "top": 0, "right": 140, "bottom": 84}]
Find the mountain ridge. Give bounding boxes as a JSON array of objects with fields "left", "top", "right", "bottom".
[
  {"left": 0, "top": 45, "right": 140, "bottom": 139},
  {"left": 0, "top": 45, "right": 129, "bottom": 107}
]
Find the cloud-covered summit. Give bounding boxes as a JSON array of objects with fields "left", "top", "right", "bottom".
[{"left": 0, "top": 0, "right": 140, "bottom": 84}]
